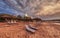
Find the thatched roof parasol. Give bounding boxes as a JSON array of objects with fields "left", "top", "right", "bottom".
[{"left": 0, "top": 14, "right": 17, "bottom": 19}]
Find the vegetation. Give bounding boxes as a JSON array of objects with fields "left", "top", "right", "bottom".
[
  {"left": 17, "top": 15, "right": 22, "bottom": 19},
  {"left": 33, "top": 18, "right": 42, "bottom": 22},
  {"left": 0, "top": 14, "right": 42, "bottom": 22},
  {"left": 0, "top": 17, "right": 5, "bottom": 22}
]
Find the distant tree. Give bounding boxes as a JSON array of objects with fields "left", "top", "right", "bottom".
[
  {"left": 33, "top": 18, "right": 42, "bottom": 21},
  {"left": 0, "top": 17, "right": 5, "bottom": 22},
  {"left": 24, "top": 16, "right": 31, "bottom": 19},
  {"left": 17, "top": 15, "right": 22, "bottom": 19}
]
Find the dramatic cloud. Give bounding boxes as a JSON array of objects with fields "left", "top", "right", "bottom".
[
  {"left": 36, "top": 3, "right": 60, "bottom": 16},
  {"left": 0, "top": 0, "right": 60, "bottom": 20}
]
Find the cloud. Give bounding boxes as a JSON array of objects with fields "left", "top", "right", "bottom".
[
  {"left": 36, "top": 3, "right": 60, "bottom": 16},
  {"left": 1, "top": 0, "right": 60, "bottom": 20}
]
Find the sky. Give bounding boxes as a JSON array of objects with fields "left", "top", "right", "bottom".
[{"left": 0, "top": 0, "right": 60, "bottom": 20}]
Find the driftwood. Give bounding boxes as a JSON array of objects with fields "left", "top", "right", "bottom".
[{"left": 25, "top": 24, "right": 37, "bottom": 33}]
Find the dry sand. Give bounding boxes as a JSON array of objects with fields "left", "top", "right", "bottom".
[{"left": 0, "top": 21, "right": 60, "bottom": 38}]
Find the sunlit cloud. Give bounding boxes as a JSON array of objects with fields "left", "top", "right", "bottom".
[
  {"left": 36, "top": 3, "right": 60, "bottom": 16},
  {"left": 0, "top": 0, "right": 60, "bottom": 20}
]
